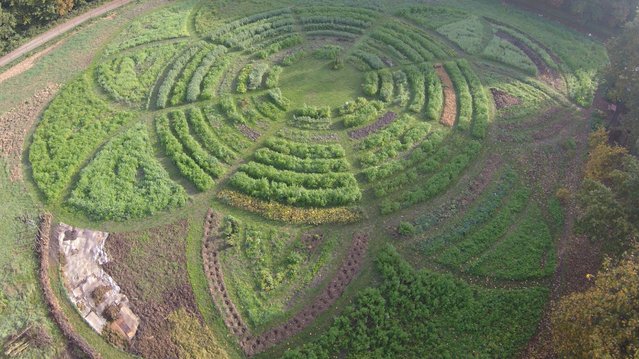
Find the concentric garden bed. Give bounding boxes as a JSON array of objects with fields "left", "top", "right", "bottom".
[{"left": 27, "top": 1, "right": 608, "bottom": 358}]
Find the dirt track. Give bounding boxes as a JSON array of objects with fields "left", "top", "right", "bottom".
[{"left": 0, "top": 0, "right": 133, "bottom": 69}]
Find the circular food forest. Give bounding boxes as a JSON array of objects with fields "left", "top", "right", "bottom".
[{"left": 27, "top": 1, "right": 608, "bottom": 358}]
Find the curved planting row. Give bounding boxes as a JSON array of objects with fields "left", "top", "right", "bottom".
[
  {"left": 295, "top": 5, "right": 378, "bottom": 39},
  {"left": 229, "top": 138, "right": 361, "bottom": 207},
  {"left": 203, "top": 210, "right": 370, "bottom": 357},
  {"left": 348, "top": 111, "right": 397, "bottom": 139},
  {"left": 202, "top": 210, "right": 251, "bottom": 340},
  {"left": 356, "top": 114, "right": 432, "bottom": 169},
  {"left": 243, "top": 232, "right": 369, "bottom": 356},
  {"left": 156, "top": 109, "right": 232, "bottom": 191}
]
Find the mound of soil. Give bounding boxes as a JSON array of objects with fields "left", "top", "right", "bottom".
[
  {"left": 490, "top": 88, "right": 521, "bottom": 109},
  {"left": 103, "top": 219, "right": 200, "bottom": 359},
  {"left": 495, "top": 30, "right": 564, "bottom": 89},
  {"left": 348, "top": 111, "right": 397, "bottom": 140},
  {"left": 435, "top": 65, "right": 457, "bottom": 127}
]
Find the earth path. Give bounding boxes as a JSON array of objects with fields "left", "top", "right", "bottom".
[{"left": 0, "top": 0, "right": 133, "bottom": 69}]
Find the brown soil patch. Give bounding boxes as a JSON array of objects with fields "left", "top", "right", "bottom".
[
  {"left": 348, "top": 111, "right": 397, "bottom": 140},
  {"left": 495, "top": 30, "right": 564, "bottom": 90},
  {"left": 236, "top": 124, "right": 261, "bottom": 141},
  {"left": 0, "top": 40, "right": 64, "bottom": 84},
  {"left": 0, "top": 84, "right": 60, "bottom": 181},
  {"left": 491, "top": 88, "right": 521, "bottom": 109},
  {"left": 36, "top": 214, "right": 102, "bottom": 359},
  {"left": 202, "top": 209, "right": 370, "bottom": 357},
  {"left": 435, "top": 64, "right": 457, "bottom": 127},
  {"left": 102, "top": 219, "right": 200, "bottom": 359}
]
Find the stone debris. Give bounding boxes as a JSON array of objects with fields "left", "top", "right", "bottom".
[{"left": 57, "top": 223, "right": 139, "bottom": 339}]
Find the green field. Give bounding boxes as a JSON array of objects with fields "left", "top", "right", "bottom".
[{"left": 0, "top": 0, "right": 610, "bottom": 357}]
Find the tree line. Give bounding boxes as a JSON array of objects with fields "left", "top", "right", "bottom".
[{"left": 0, "top": 0, "right": 100, "bottom": 54}]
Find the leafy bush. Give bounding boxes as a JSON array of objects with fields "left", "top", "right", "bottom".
[
  {"left": 170, "top": 111, "right": 225, "bottom": 178},
  {"left": 219, "top": 95, "right": 246, "bottom": 123},
  {"left": 155, "top": 114, "right": 214, "bottom": 191},
  {"left": 265, "top": 65, "right": 282, "bottom": 88},
  {"left": 341, "top": 98, "right": 384, "bottom": 128},
  {"left": 267, "top": 88, "right": 291, "bottom": 110},
  {"left": 362, "top": 71, "right": 379, "bottom": 96},
  {"left": 30, "top": 77, "right": 136, "bottom": 201},
  {"left": 253, "top": 148, "right": 350, "bottom": 173},
  {"left": 283, "top": 245, "right": 547, "bottom": 359},
  {"left": 378, "top": 69, "right": 394, "bottom": 102},
  {"left": 186, "top": 45, "right": 227, "bottom": 102},
  {"left": 457, "top": 59, "right": 490, "bottom": 138},
  {"left": 68, "top": 124, "right": 187, "bottom": 221},
  {"left": 218, "top": 190, "right": 362, "bottom": 224},
  {"left": 157, "top": 45, "right": 202, "bottom": 109},
  {"left": 186, "top": 108, "right": 236, "bottom": 164}
]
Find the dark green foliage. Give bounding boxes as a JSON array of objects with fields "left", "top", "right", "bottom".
[
  {"left": 30, "top": 77, "right": 135, "bottom": 201},
  {"left": 157, "top": 45, "right": 202, "bottom": 109},
  {"left": 219, "top": 95, "right": 246, "bottom": 123},
  {"left": 340, "top": 97, "right": 384, "bottom": 128},
  {"left": 187, "top": 45, "right": 228, "bottom": 102},
  {"left": 283, "top": 245, "right": 547, "bottom": 359},
  {"left": 186, "top": 108, "right": 236, "bottom": 164},
  {"left": 457, "top": 59, "right": 489, "bottom": 138},
  {"left": 444, "top": 61, "right": 472, "bottom": 130},
  {"left": 68, "top": 124, "right": 187, "bottom": 221},
  {"left": 155, "top": 114, "right": 214, "bottom": 191}
]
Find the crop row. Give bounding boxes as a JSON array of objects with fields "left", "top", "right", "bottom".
[
  {"left": 218, "top": 190, "right": 362, "bottom": 225},
  {"left": 170, "top": 45, "right": 214, "bottom": 106},
  {"left": 457, "top": 60, "right": 489, "bottom": 139},
  {"left": 255, "top": 34, "right": 303, "bottom": 59},
  {"left": 253, "top": 95, "right": 284, "bottom": 121},
  {"left": 186, "top": 45, "right": 228, "bottom": 102},
  {"left": 419, "top": 170, "right": 518, "bottom": 255},
  {"left": 186, "top": 107, "right": 236, "bottom": 164},
  {"left": 229, "top": 171, "right": 361, "bottom": 207},
  {"left": 97, "top": 43, "right": 181, "bottom": 107},
  {"left": 253, "top": 148, "right": 350, "bottom": 174},
  {"left": 30, "top": 77, "right": 136, "bottom": 201},
  {"left": 267, "top": 88, "right": 291, "bottom": 110},
  {"left": 384, "top": 22, "right": 449, "bottom": 59},
  {"left": 482, "top": 36, "right": 537, "bottom": 75},
  {"left": 393, "top": 70, "right": 410, "bottom": 107},
  {"left": 468, "top": 203, "right": 555, "bottom": 280},
  {"left": 293, "top": 6, "right": 379, "bottom": 23},
  {"left": 380, "top": 139, "right": 481, "bottom": 213},
  {"left": 435, "top": 187, "right": 530, "bottom": 267},
  {"left": 220, "top": 17, "right": 294, "bottom": 50},
  {"left": 348, "top": 111, "right": 397, "bottom": 140},
  {"left": 359, "top": 116, "right": 431, "bottom": 168},
  {"left": 443, "top": 61, "right": 472, "bottom": 130},
  {"left": 362, "top": 130, "right": 446, "bottom": 182},
  {"left": 219, "top": 95, "right": 246, "bottom": 124},
  {"left": 210, "top": 8, "right": 293, "bottom": 42},
  {"left": 306, "top": 30, "right": 359, "bottom": 40},
  {"left": 238, "top": 162, "right": 356, "bottom": 189},
  {"left": 202, "top": 105, "right": 252, "bottom": 153},
  {"left": 156, "top": 45, "right": 202, "bottom": 109},
  {"left": 264, "top": 137, "right": 344, "bottom": 159},
  {"left": 155, "top": 113, "right": 214, "bottom": 191},
  {"left": 371, "top": 133, "right": 453, "bottom": 197},
  {"left": 350, "top": 51, "right": 385, "bottom": 70}
]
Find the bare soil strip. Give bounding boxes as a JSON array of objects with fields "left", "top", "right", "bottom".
[
  {"left": 435, "top": 65, "right": 457, "bottom": 127},
  {"left": 348, "top": 111, "right": 397, "bottom": 140},
  {"left": 36, "top": 213, "right": 102, "bottom": 359},
  {"left": 495, "top": 30, "right": 564, "bottom": 90},
  {"left": 491, "top": 88, "right": 521, "bottom": 109},
  {"left": 0, "top": 84, "right": 60, "bottom": 181},
  {"left": 202, "top": 209, "right": 370, "bottom": 357}
]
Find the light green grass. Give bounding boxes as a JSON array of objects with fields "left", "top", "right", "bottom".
[{"left": 279, "top": 58, "right": 364, "bottom": 108}]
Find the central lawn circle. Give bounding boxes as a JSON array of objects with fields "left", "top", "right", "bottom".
[{"left": 278, "top": 58, "right": 364, "bottom": 108}]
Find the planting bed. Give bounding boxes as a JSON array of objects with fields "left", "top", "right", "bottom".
[{"left": 14, "top": 1, "right": 609, "bottom": 358}]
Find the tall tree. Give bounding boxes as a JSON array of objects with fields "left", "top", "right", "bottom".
[{"left": 552, "top": 246, "right": 639, "bottom": 358}]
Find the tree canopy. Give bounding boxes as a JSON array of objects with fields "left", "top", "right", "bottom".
[{"left": 552, "top": 246, "right": 639, "bottom": 358}]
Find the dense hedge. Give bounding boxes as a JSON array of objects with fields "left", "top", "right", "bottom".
[
  {"left": 457, "top": 59, "right": 489, "bottom": 139},
  {"left": 156, "top": 45, "right": 202, "bottom": 109},
  {"left": 253, "top": 148, "right": 350, "bottom": 173},
  {"left": 30, "top": 77, "right": 135, "bottom": 201},
  {"left": 283, "top": 245, "right": 548, "bottom": 359},
  {"left": 186, "top": 108, "right": 236, "bottom": 164},
  {"left": 155, "top": 114, "right": 214, "bottom": 191},
  {"left": 187, "top": 45, "right": 228, "bottom": 102},
  {"left": 264, "top": 138, "right": 344, "bottom": 159},
  {"left": 68, "top": 124, "right": 187, "bottom": 221}
]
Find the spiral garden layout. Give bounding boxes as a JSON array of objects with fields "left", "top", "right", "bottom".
[{"left": 25, "top": 0, "right": 609, "bottom": 358}]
